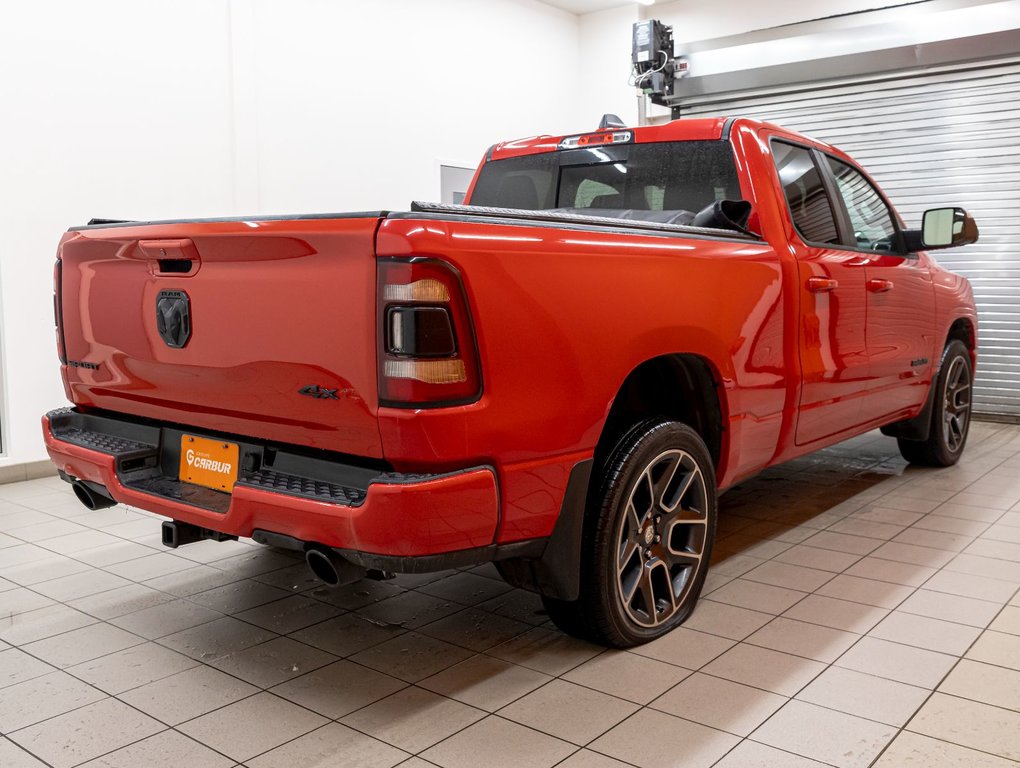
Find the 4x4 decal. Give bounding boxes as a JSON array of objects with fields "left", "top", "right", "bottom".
[{"left": 298, "top": 385, "right": 340, "bottom": 400}]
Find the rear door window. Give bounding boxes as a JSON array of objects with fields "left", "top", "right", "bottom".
[
  {"left": 824, "top": 157, "right": 899, "bottom": 252},
  {"left": 771, "top": 141, "right": 840, "bottom": 245}
]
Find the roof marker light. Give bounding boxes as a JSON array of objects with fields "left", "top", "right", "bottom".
[{"left": 558, "top": 130, "right": 633, "bottom": 150}]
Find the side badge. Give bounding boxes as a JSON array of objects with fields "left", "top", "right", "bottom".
[{"left": 299, "top": 385, "right": 340, "bottom": 400}]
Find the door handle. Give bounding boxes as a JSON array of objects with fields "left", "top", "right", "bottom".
[
  {"left": 138, "top": 238, "right": 201, "bottom": 276},
  {"left": 867, "top": 278, "right": 894, "bottom": 293},
  {"left": 806, "top": 277, "right": 838, "bottom": 293}
]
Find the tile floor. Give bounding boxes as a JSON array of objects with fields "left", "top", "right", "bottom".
[{"left": 2, "top": 423, "right": 1020, "bottom": 767}]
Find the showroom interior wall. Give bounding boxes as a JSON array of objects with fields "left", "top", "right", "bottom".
[
  {"left": 0, "top": 0, "right": 239, "bottom": 474},
  {"left": 578, "top": 5, "right": 642, "bottom": 127},
  {"left": 656, "top": 0, "right": 1019, "bottom": 78},
  {"left": 645, "top": 0, "right": 904, "bottom": 39},
  {"left": 243, "top": 0, "right": 580, "bottom": 212},
  {"left": 575, "top": 0, "right": 904, "bottom": 128},
  {"left": 0, "top": 0, "right": 579, "bottom": 471}
]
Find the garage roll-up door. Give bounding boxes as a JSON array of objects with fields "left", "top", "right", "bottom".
[{"left": 677, "top": 57, "right": 1020, "bottom": 417}]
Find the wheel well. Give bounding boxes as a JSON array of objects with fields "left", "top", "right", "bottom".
[
  {"left": 947, "top": 318, "right": 975, "bottom": 358},
  {"left": 507, "top": 355, "right": 725, "bottom": 602},
  {"left": 596, "top": 355, "right": 724, "bottom": 474},
  {"left": 882, "top": 318, "right": 976, "bottom": 442}
]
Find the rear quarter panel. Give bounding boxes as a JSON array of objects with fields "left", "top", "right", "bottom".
[{"left": 376, "top": 216, "right": 790, "bottom": 541}]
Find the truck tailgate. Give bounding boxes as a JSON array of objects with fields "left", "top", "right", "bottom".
[{"left": 57, "top": 215, "right": 385, "bottom": 458}]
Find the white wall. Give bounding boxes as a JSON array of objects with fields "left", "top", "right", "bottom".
[
  {"left": 578, "top": 5, "right": 641, "bottom": 128},
  {"left": 0, "top": 0, "right": 580, "bottom": 466},
  {"left": 0, "top": 0, "right": 237, "bottom": 467},
  {"left": 250, "top": 0, "right": 579, "bottom": 212}
]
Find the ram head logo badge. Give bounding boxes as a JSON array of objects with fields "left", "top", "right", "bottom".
[{"left": 156, "top": 290, "right": 191, "bottom": 348}]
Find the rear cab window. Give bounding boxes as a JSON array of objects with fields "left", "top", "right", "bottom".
[{"left": 469, "top": 140, "right": 742, "bottom": 225}]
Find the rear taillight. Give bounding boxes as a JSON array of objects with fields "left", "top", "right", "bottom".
[
  {"left": 54, "top": 259, "right": 66, "bottom": 364},
  {"left": 378, "top": 258, "right": 481, "bottom": 406}
]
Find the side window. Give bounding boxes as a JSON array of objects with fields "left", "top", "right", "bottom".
[
  {"left": 825, "top": 157, "right": 899, "bottom": 252},
  {"left": 771, "top": 141, "right": 840, "bottom": 245}
]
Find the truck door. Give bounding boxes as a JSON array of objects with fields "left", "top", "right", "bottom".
[
  {"left": 821, "top": 156, "right": 936, "bottom": 421},
  {"left": 769, "top": 140, "right": 871, "bottom": 445}
]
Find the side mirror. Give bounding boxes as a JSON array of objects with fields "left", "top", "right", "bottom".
[{"left": 921, "top": 207, "right": 979, "bottom": 249}]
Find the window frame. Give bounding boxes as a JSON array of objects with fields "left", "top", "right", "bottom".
[
  {"left": 768, "top": 136, "right": 910, "bottom": 258},
  {"left": 820, "top": 152, "right": 909, "bottom": 258},
  {"left": 768, "top": 138, "right": 843, "bottom": 249}
]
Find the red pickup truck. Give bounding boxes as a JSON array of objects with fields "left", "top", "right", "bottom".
[{"left": 43, "top": 117, "right": 978, "bottom": 646}]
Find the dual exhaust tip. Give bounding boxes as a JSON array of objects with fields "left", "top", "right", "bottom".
[{"left": 69, "top": 478, "right": 366, "bottom": 590}]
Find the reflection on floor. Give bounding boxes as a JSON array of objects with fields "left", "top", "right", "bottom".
[{"left": 2, "top": 424, "right": 1020, "bottom": 767}]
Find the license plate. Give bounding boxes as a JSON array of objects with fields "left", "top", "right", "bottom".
[{"left": 180, "top": 435, "right": 239, "bottom": 492}]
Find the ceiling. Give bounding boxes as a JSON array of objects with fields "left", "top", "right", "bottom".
[{"left": 540, "top": 0, "right": 642, "bottom": 14}]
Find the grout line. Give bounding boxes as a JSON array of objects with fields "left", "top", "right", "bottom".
[
  {"left": 711, "top": 737, "right": 844, "bottom": 768},
  {"left": 705, "top": 443, "right": 1020, "bottom": 766},
  {"left": 0, "top": 734, "right": 62, "bottom": 768},
  {"left": 852, "top": 452, "right": 1020, "bottom": 766},
  {"left": 866, "top": 580, "right": 1020, "bottom": 766}
]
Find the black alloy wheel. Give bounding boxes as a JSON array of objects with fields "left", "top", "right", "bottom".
[
  {"left": 898, "top": 339, "right": 973, "bottom": 467},
  {"left": 543, "top": 420, "right": 717, "bottom": 647}
]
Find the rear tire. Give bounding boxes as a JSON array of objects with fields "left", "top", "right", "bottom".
[
  {"left": 897, "top": 340, "right": 973, "bottom": 467},
  {"left": 543, "top": 420, "right": 717, "bottom": 647}
]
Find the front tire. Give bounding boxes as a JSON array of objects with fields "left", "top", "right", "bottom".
[
  {"left": 898, "top": 339, "right": 973, "bottom": 467},
  {"left": 543, "top": 420, "right": 717, "bottom": 647}
]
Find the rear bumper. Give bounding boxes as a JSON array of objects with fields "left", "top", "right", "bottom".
[{"left": 42, "top": 408, "right": 503, "bottom": 560}]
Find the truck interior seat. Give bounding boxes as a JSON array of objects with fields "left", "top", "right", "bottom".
[
  {"left": 624, "top": 186, "right": 651, "bottom": 209},
  {"left": 499, "top": 175, "right": 540, "bottom": 209},
  {"left": 588, "top": 192, "right": 624, "bottom": 209},
  {"left": 664, "top": 183, "right": 716, "bottom": 214}
]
